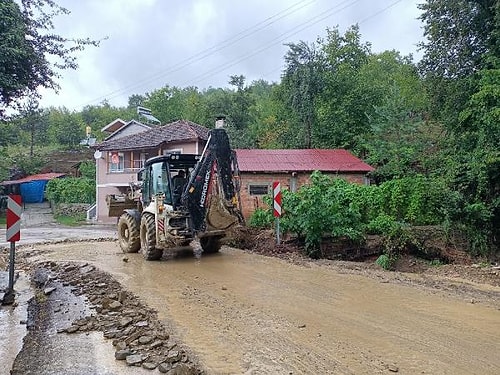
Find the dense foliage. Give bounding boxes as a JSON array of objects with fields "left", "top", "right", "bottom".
[
  {"left": 1, "top": 0, "right": 498, "bottom": 256},
  {"left": 0, "top": 0, "right": 100, "bottom": 113},
  {"left": 45, "top": 177, "right": 95, "bottom": 204},
  {"left": 272, "top": 172, "right": 454, "bottom": 256}
]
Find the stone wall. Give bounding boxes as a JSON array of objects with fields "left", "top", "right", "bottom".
[{"left": 54, "top": 203, "right": 91, "bottom": 216}]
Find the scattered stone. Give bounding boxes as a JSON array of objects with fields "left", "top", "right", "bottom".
[
  {"left": 122, "top": 257, "right": 129, "bottom": 262},
  {"left": 80, "top": 265, "right": 94, "bottom": 274},
  {"left": 104, "top": 329, "right": 119, "bottom": 339},
  {"left": 44, "top": 287, "right": 56, "bottom": 295},
  {"left": 388, "top": 364, "right": 399, "bottom": 372},
  {"left": 115, "top": 341, "right": 127, "bottom": 350},
  {"left": 19, "top": 319, "right": 27, "bottom": 325},
  {"left": 150, "top": 340, "right": 164, "bottom": 349},
  {"left": 135, "top": 320, "right": 149, "bottom": 327},
  {"left": 115, "top": 349, "right": 132, "bottom": 360},
  {"left": 125, "top": 330, "right": 144, "bottom": 345},
  {"left": 298, "top": 324, "right": 306, "bottom": 329},
  {"left": 221, "top": 285, "right": 227, "bottom": 290},
  {"left": 118, "top": 290, "right": 127, "bottom": 302},
  {"left": 120, "top": 317, "right": 133, "bottom": 328},
  {"left": 126, "top": 354, "right": 143, "bottom": 366},
  {"left": 165, "top": 350, "right": 181, "bottom": 363},
  {"left": 65, "top": 325, "right": 79, "bottom": 333},
  {"left": 168, "top": 363, "right": 196, "bottom": 375},
  {"left": 158, "top": 362, "right": 172, "bottom": 373},
  {"left": 139, "top": 335, "right": 154, "bottom": 345},
  {"left": 108, "top": 300, "right": 122, "bottom": 311},
  {"left": 142, "top": 362, "right": 158, "bottom": 370}
]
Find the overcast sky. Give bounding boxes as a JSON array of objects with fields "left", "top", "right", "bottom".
[{"left": 38, "top": 0, "right": 424, "bottom": 111}]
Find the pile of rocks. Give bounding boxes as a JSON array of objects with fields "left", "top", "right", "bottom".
[{"left": 37, "top": 261, "right": 201, "bottom": 374}]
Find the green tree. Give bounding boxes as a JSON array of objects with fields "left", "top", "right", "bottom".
[
  {"left": 18, "top": 96, "right": 49, "bottom": 156},
  {"left": 315, "top": 25, "right": 373, "bottom": 149},
  {"left": 0, "top": 0, "right": 100, "bottom": 114},
  {"left": 418, "top": 0, "right": 498, "bottom": 125},
  {"left": 281, "top": 40, "right": 324, "bottom": 148},
  {"left": 47, "top": 107, "right": 84, "bottom": 147}
]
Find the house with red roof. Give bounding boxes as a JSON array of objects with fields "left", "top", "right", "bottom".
[
  {"left": 92, "top": 119, "right": 374, "bottom": 222},
  {"left": 235, "top": 149, "right": 374, "bottom": 218}
]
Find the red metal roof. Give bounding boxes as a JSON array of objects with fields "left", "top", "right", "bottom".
[
  {"left": 0, "top": 173, "right": 66, "bottom": 186},
  {"left": 235, "top": 149, "right": 374, "bottom": 173}
]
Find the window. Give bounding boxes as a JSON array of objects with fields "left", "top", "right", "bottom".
[
  {"left": 109, "top": 152, "right": 124, "bottom": 172},
  {"left": 139, "top": 153, "right": 148, "bottom": 169},
  {"left": 248, "top": 184, "right": 269, "bottom": 196}
]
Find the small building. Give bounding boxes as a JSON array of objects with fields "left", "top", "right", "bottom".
[
  {"left": 235, "top": 149, "right": 374, "bottom": 219},
  {"left": 0, "top": 173, "right": 66, "bottom": 203},
  {"left": 93, "top": 119, "right": 208, "bottom": 223}
]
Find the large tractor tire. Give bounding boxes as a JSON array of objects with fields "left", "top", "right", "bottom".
[
  {"left": 117, "top": 213, "right": 140, "bottom": 253},
  {"left": 200, "top": 236, "right": 222, "bottom": 254},
  {"left": 140, "top": 213, "right": 162, "bottom": 261}
]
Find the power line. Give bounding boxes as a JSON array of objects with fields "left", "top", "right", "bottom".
[
  {"left": 180, "top": 0, "right": 362, "bottom": 86},
  {"left": 182, "top": 0, "right": 404, "bottom": 87},
  {"left": 70, "top": 0, "right": 407, "bottom": 108},
  {"left": 75, "top": 0, "right": 317, "bottom": 108}
]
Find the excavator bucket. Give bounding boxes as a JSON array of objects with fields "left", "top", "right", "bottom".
[{"left": 206, "top": 195, "right": 241, "bottom": 230}]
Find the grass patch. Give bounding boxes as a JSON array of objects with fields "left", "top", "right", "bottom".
[{"left": 54, "top": 213, "right": 86, "bottom": 226}]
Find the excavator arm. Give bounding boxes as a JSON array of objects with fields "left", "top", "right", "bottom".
[{"left": 181, "top": 128, "right": 244, "bottom": 232}]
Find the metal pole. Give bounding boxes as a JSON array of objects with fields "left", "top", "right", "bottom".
[
  {"left": 276, "top": 218, "right": 280, "bottom": 245},
  {"left": 8, "top": 241, "right": 15, "bottom": 292}
]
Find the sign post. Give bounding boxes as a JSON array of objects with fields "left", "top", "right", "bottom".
[
  {"left": 273, "top": 182, "right": 282, "bottom": 245},
  {"left": 4, "top": 195, "right": 22, "bottom": 304}
]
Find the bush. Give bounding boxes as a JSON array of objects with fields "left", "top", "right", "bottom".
[
  {"left": 248, "top": 208, "right": 273, "bottom": 228},
  {"left": 46, "top": 177, "right": 95, "bottom": 204},
  {"left": 79, "top": 161, "right": 96, "bottom": 180},
  {"left": 375, "top": 254, "right": 394, "bottom": 270}
]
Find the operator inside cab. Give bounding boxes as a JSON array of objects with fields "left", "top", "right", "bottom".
[{"left": 172, "top": 170, "right": 187, "bottom": 207}]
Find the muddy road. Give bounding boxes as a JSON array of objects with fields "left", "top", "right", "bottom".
[{"left": 20, "top": 240, "right": 499, "bottom": 375}]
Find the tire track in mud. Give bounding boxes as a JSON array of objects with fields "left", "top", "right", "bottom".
[{"left": 25, "top": 242, "right": 500, "bottom": 375}]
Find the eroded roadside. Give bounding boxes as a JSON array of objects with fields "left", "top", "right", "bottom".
[
  {"left": 10, "top": 260, "right": 202, "bottom": 375},
  {"left": 8, "top": 240, "right": 498, "bottom": 375}
]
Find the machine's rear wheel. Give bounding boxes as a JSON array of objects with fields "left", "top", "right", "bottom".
[
  {"left": 200, "top": 236, "right": 222, "bottom": 254},
  {"left": 140, "top": 213, "right": 162, "bottom": 261},
  {"left": 117, "top": 213, "right": 140, "bottom": 253}
]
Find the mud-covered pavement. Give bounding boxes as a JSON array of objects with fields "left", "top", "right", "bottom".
[{"left": 3, "top": 238, "right": 497, "bottom": 375}]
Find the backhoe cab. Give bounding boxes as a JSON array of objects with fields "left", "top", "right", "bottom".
[{"left": 115, "top": 128, "right": 244, "bottom": 260}]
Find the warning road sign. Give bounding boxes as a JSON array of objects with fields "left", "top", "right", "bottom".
[
  {"left": 273, "top": 181, "right": 282, "bottom": 218},
  {"left": 6, "top": 195, "right": 22, "bottom": 242}
]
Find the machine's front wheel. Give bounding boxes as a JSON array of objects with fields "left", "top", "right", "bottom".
[
  {"left": 140, "top": 213, "right": 162, "bottom": 261},
  {"left": 200, "top": 236, "right": 222, "bottom": 254},
  {"left": 117, "top": 213, "right": 140, "bottom": 253}
]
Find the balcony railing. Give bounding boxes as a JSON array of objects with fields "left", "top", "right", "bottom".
[{"left": 108, "top": 160, "right": 145, "bottom": 174}]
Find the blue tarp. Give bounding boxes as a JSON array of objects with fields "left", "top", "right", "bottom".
[{"left": 20, "top": 180, "right": 48, "bottom": 203}]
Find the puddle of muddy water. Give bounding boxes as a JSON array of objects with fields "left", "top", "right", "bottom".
[{"left": 0, "top": 272, "right": 32, "bottom": 374}]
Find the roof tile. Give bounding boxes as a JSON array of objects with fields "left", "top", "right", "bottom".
[
  {"left": 96, "top": 120, "right": 209, "bottom": 151},
  {"left": 235, "top": 149, "right": 374, "bottom": 173}
]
